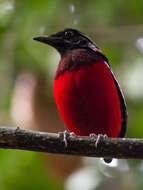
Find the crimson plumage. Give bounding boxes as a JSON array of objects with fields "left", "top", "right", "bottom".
[
  {"left": 33, "top": 28, "right": 127, "bottom": 162},
  {"left": 54, "top": 50, "right": 122, "bottom": 137}
]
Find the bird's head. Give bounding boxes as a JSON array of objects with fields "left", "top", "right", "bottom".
[{"left": 33, "top": 28, "right": 101, "bottom": 56}]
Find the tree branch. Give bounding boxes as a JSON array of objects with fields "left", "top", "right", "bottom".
[{"left": 0, "top": 126, "right": 142, "bottom": 160}]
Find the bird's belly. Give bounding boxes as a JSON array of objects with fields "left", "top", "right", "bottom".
[{"left": 54, "top": 62, "right": 121, "bottom": 137}]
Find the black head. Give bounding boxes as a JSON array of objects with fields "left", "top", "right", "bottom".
[{"left": 33, "top": 28, "right": 100, "bottom": 55}]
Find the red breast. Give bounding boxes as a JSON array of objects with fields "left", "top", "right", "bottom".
[{"left": 54, "top": 53, "right": 121, "bottom": 137}]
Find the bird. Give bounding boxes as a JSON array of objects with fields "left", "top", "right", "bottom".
[{"left": 33, "top": 28, "right": 127, "bottom": 163}]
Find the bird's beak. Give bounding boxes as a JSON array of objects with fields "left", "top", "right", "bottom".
[
  {"left": 33, "top": 34, "right": 67, "bottom": 55},
  {"left": 33, "top": 34, "right": 60, "bottom": 48}
]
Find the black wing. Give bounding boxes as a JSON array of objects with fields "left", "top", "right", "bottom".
[
  {"left": 104, "top": 61, "right": 128, "bottom": 137},
  {"left": 88, "top": 46, "right": 127, "bottom": 137}
]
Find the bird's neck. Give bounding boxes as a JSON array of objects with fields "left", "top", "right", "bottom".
[{"left": 55, "top": 48, "right": 104, "bottom": 78}]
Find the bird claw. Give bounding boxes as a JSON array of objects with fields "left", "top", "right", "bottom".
[
  {"left": 89, "top": 133, "right": 112, "bottom": 163},
  {"left": 89, "top": 133, "right": 98, "bottom": 139},
  {"left": 89, "top": 133, "right": 108, "bottom": 148},
  {"left": 58, "top": 130, "right": 75, "bottom": 147},
  {"left": 95, "top": 134, "right": 107, "bottom": 148}
]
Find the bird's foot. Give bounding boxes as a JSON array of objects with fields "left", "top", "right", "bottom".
[
  {"left": 58, "top": 130, "right": 75, "bottom": 147},
  {"left": 89, "top": 133, "right": 107, "bottom": 148},
  {"left": 95, "top": 134, "right": 107, "bottom": 148},
  {"left": 90, "top": 133, "right": 112, "bottom": 163}
]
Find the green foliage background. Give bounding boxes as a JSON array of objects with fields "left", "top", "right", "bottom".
[{"left": 0, "top": 0, "right": 143, "bottom": 189}]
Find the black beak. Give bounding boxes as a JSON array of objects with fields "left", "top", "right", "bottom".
[
  {"left": 33, "top": 35, "right": 56, "bottom": 45},
  {"left": 33, "top": 35, "right": 61, "bottom": 48},
  {"left": 33, "top": 34, "right": 67, "bottom": 55}
]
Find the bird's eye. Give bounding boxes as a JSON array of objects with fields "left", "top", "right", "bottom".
[{"left": 64, "top": 31, "right": 74, "bottom": 40}]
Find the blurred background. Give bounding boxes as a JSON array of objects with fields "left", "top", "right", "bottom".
[{"left": 0, "top": 0, "right": 143, "bottom": 189}]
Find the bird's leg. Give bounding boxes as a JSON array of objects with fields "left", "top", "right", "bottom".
[
  {"left": 58, "top": 130, "right": 69, "bottom": 147},
  {"left": 89, "top": 133, "right": 107, "bottom": 148},
  {"left": 95, "top": 134, "right": 108, "bottom": 147},
  {"left": 90, "top": 133, "right": 112, "bottom": 163},
  {"left": 58, "top": 130, "right": 75, "bottom": 147}
]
